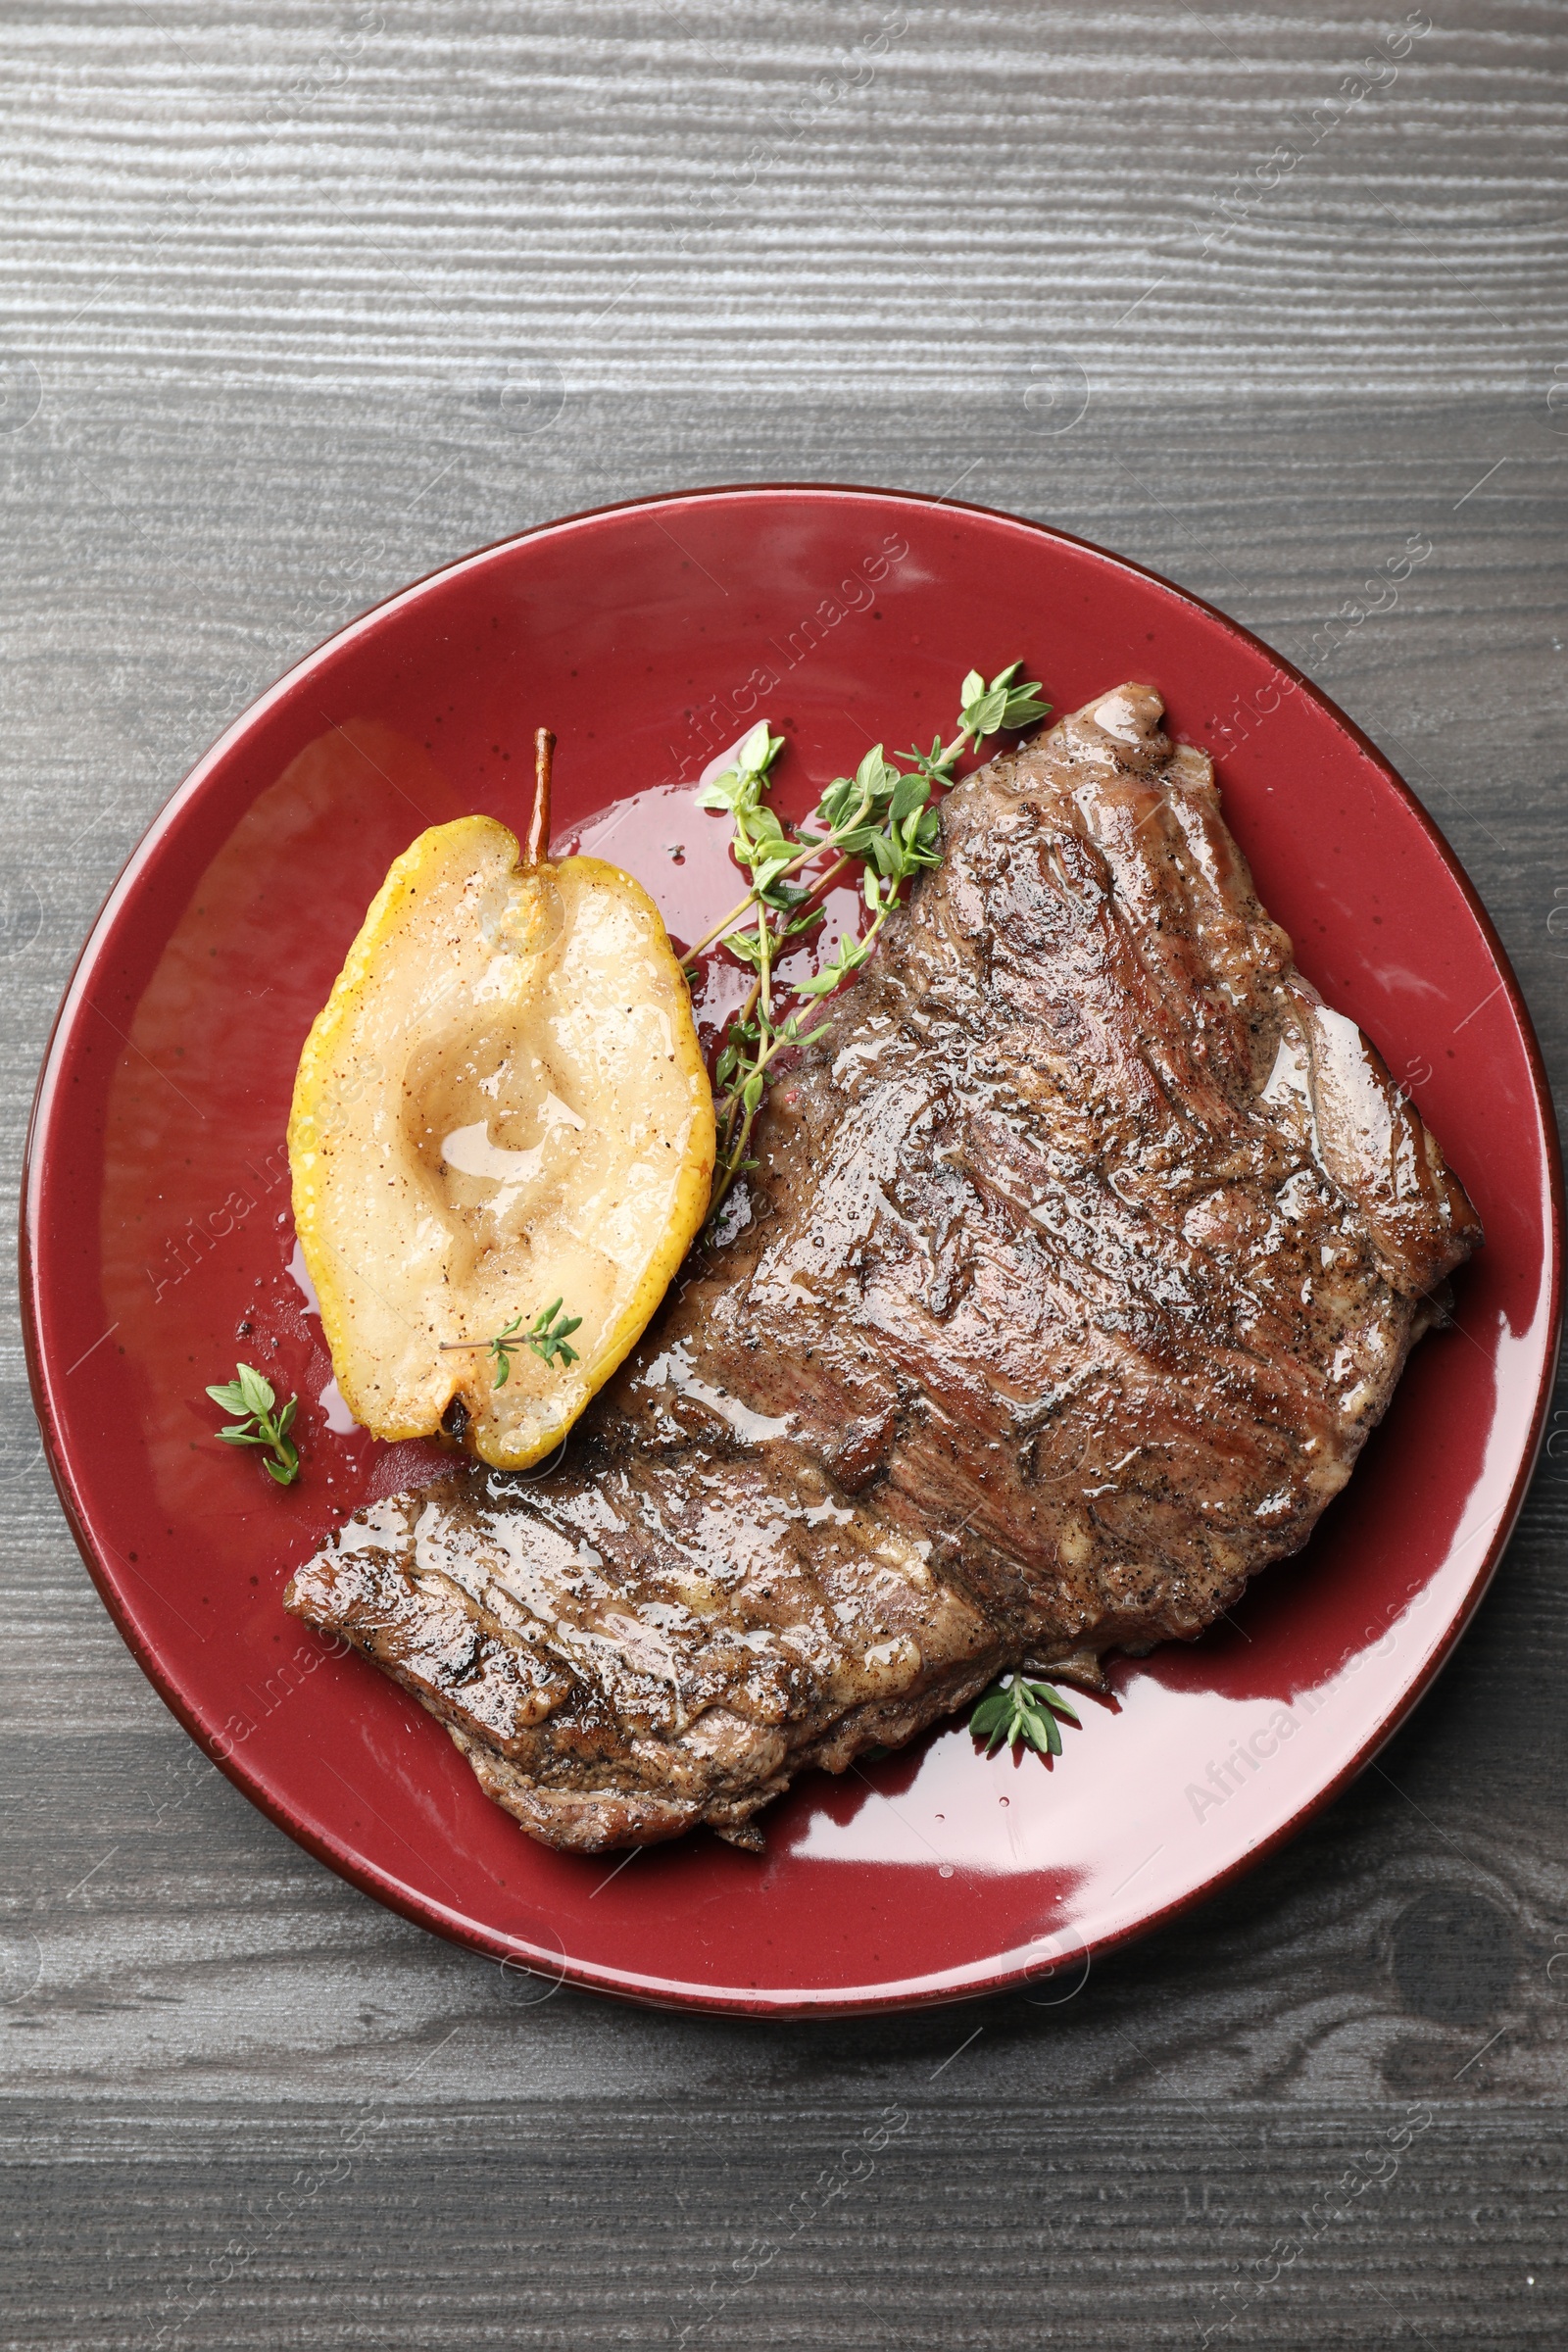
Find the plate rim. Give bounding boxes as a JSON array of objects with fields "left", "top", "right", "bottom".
[{"left": 21, "top": 479, "right": 1565, "bottom": 2017}]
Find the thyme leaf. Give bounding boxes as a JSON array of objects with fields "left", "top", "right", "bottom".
[
  {"left": 956, "top": 661, "right": 1052, "bottom": 749},
  {"left": 205, "top": 1362, "right": 301, "bottom": 1487},
  {"left": 442, "top": 1299, "right": 583, "bottom": 1387},
  {"left": 968, "top": 1674, "right": 1081, "bottom": 1759}
]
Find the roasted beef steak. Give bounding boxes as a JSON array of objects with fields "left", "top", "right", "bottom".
[{"left": 286, "top": 683, "right": 1481, "bottom": 1852}]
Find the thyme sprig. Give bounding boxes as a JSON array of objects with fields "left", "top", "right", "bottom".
[
  {"left": 968, "top": 1673, "right": 1081, "bottom": 1759},
  {"left": 699, "top": 662, "right": 1049, "bottom": 1227},
  {"left": 206, "top": 1362, "right": 301, "bottom": 1487},
  {"left": 685, "top": 665, "right": 1049, "bottom": 967},
  {"left": 441, "top": 1298, "right": 582, "bottom": 1388}
]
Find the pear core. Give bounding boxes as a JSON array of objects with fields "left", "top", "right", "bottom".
[{"left": 288, "top": 816, "right": 715, "bottom": 1469}]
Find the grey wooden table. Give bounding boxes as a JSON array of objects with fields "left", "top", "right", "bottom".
[{"left": 3, "top": 4, "right": 1566, "bottom": 2346}]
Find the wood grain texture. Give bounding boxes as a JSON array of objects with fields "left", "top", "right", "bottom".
[
  {"left": 1, "top": 2, "right": 1566, "bottom": 2346},
  {"left": 3, "top": 2100, "right": 1566, "bottom": 2348}
]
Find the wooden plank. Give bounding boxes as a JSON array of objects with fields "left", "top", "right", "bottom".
[
  {"left": 0, "top": 6, "right": 1563, "bottom": 399},
  {"left": 2, "top": 2099, "right": 1564, "bottom": 2347}
]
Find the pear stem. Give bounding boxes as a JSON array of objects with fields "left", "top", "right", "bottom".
[{"left": 527, "top": 727, "right": 555, "bottom": 864}]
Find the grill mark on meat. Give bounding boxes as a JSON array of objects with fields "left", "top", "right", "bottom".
[{"left": 285, "top": 682, "right": 1482, "bottom": 1851}]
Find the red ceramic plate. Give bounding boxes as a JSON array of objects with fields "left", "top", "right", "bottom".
[{"left": 22, "top": 487, "right": 1561, "bottom": 2016}]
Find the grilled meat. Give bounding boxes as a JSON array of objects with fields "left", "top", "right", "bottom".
[{"left": 286, "top": 682, "right": 1481, "bottom": 1852}]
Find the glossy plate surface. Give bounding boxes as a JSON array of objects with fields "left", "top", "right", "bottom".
[{"left": 23, "top": 486, "right": 1562, "bottom": 2015}]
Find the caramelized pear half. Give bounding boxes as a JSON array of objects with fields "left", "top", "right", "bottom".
[{"left": 289, "top": 817, "right": 714, "bottom": 1469}]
